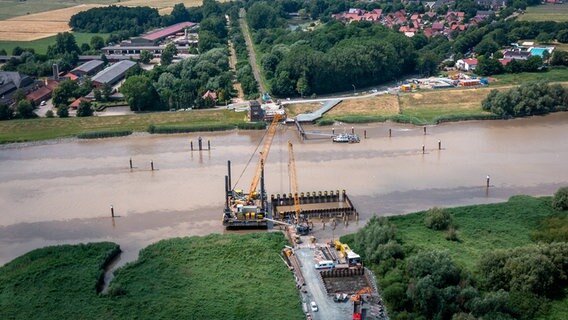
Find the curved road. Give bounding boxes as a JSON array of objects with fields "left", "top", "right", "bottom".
[{"left": 239, "top": 8, "right": 267, "bottom": 94}]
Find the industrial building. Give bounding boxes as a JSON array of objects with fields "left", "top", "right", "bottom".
[
  {"left": 92, "top": 60, "right": 137, "bottom": 88},
  {"left": 70, "top": 60, "right": 104, "bottom": 78}
]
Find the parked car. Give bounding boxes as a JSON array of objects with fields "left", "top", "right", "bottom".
[{"left": 310, "top": 301, "right": 318, "bottom": 312}]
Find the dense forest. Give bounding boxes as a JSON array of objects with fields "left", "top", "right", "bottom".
[{"left": 69, "top": 6, "right": 162, "bottom": 35}]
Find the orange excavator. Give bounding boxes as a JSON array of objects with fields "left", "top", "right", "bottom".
[{"left": 352, "top": 287, "right": 372, "bottom": 320}]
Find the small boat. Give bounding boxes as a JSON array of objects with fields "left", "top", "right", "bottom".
[{"left": 332, "top": 133, "right": 360, "bottom": 143}]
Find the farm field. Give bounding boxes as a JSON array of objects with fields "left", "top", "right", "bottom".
[
  {"left": 0, "top": 0, "right": 229, "bottom": 41},
  {"left": 0, "top": 4, "right": 104, "bottom": 41},
  {"left": 0, "top": 233, "right": 303, "bottom": 320},
  {"left": 0, "top": 32, "right": 107, "bottom": 55},
  {"left": 517, "top": 4, "right": 568, "bottom": 22}
]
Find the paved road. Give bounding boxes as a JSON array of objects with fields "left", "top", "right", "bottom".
[
  {"left": 239, "top": 8, "right": 266, "bottom": 94},
  {"left": 296, "top": 248, "right": 352, "bottom": 320}
]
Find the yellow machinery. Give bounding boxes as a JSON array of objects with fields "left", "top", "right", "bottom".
[
  {"left": 223, "top": 114, "right": 282, "bottom": 228},
  {"left": 334, "top": 240, "right": 362, "bottom": 266},
  {"left": 246, "top": 114, "right": 282, "bottom": 202},
  {"left": 288, "top": 141, "right": 310, "bottom": 235}
]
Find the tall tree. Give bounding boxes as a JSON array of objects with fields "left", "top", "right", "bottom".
[
  {"left": 121, "top": 75, "right": 159, "bottom": 111},
  {"left": 76, "top": 100, "right": 94, "bottom": 117},
  {"left": 170, "top": 3, "right": 190, "bottom": 23},
  {"left": 52, "top": 80, "right": 79, "bottom": 107},
  {"left": 161, "top": 44, "right": 177, "bottom": 66}
]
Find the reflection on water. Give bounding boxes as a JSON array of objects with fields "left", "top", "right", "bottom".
[{"left": 2, "top": 113, "right": 568, "bottom": 266}]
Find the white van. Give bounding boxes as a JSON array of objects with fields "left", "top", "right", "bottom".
[{"left": 314, "top": 260, "right": 335, "bottom": 270}]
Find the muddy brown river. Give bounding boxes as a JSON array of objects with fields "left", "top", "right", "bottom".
[{"left": 2, "top": 113, "right": 568, "bottom": 266}]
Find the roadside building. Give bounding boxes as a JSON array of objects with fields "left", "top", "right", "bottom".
[
  {"left": 70, "top": 60, "right": 104, "bottom": 78},
  {"left": 92, "top": 60, "right": 137, "bottom": 88},
  {"left": 248, "top": 101, "right": 264, "bottom": 122},
  {"left": 202, "top": 90, "right": 217, "bottom": 103},
  {"left": 456, "top": 58, "right": 478, "bottom": 71},
  {"left": 503, "top": 49, "right": 531, "bottom": 60},
  {"left": 0, "top": 71, "right": 36, "bottom": 105}
]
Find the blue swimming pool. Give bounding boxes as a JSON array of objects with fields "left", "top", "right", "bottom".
[{"left": 530, "top": 47, "right": 547, "bottom": 57}]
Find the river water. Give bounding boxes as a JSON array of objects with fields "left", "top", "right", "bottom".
[{"left": 1, "top": 113, "right": 568, "bottom": 266}]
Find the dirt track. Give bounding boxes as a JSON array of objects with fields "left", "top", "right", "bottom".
[{"left": 239, "top": 8, "right": 266, "bottom": 94}]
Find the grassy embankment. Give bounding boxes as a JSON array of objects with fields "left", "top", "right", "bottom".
[
  {"left": 286, "top": 68, "right": 568, "bottom": 125},
  {"left": 341, "top": 195, "right": 568, "bottom": 319},
  {"left": 0, "top": 32, "right": 109, "bottom": 55},
  {"left": 0, "top": 109, "right": 247, "bottom": 144},
  {"left": 517, "top": 3, "right": 568, "bottom": 22},
  {"left": 0, "top": 232, "right": 303, "bottom": 320}
]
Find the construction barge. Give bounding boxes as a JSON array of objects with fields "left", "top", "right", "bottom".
[{"left": 222, "top": 161, "right": 358, "bottom": 229}]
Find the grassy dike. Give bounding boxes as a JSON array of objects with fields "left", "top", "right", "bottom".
[
  {"left": 0, "top": 233, "right": 303, "bottom": 320},
  {"left": 0, "top": 109, "right": 248, "bottom": 144}
]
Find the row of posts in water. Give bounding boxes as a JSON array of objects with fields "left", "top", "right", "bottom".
[{"left": 126, "top": 137, "right": 212, "bottom": 170}]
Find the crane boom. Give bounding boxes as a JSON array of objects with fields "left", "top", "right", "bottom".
[
  {"left": 247, "top": 114, "right": 282, "bottom": 201},
  {"left": 288, "top": 141, "right": 301, "bottom": 223}
]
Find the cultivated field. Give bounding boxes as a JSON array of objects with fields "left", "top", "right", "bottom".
[
  {"left": 0, "top": 0, "right": 229, "bottom": 41},
  {"left": 0, "top": 32, "right": 107, "bottom": 55},
  {"left": 517, "top": 4, "right": 568, "bottom": 22},
  {"left": 0, "top": 4, "right": 103, "bottom": 41}
]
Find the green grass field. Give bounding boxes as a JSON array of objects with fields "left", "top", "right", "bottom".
[
  {"left": 518, "top": 4, "right": 568, "bottom": 22},
  {"left": 491, "top": 68, "right": 568, "bottom": 85},
  {"left": 0, "top": 232, "right": 303, "bottom": 319},
  {"left": 386, "top": 195, "right": 557, "bottom": 270},
  {"left": 0, "top": 109, "right": 246, "bottom": 144},
  {"left": 0, "top": 32, "right": 108, "bottom": 55},
  {"left": 0, "top": 0, "right": 119, "bottom": 20}
]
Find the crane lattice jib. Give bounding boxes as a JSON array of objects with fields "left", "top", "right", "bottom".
[
  {"left": 288, "top": 141, "right": 301, "bottom": 223},
  {"left": 247, "top": 114, "right": 282, "bottom": 200}
]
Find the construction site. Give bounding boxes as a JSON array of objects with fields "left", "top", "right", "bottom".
[{"left": 221, "top": 110, "right": 387, "bottom": 319}]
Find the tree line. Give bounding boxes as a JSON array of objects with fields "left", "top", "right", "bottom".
[{"left": 482, "top": 82, "right": 568, "bottom": 118}]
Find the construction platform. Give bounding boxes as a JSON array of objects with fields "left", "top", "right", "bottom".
[{"left": 270, "top": 190, "right": 358, "bottom": 221}]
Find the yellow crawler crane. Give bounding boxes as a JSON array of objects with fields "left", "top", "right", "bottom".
[{"left": 288, "top": 141, "right": 310, "bottom": 235}]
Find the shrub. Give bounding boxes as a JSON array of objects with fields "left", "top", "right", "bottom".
[
  {"left": 45, "top": 110, "right": 54, "bottom": 118},
  {"left": 149, "top": 124, "right": 234, "bottom": 134},
  {"left": 424, "top": 207, "right": 453, "bottom": 231},
  {"left": 551, "top": 186, "right": 568, "bottom": 211},
  {"left": 334, "top": 115, "right": 388, "bottom": 123},
  {"left": 316, "top": 118, "right": 335, "bottom": 126},
  {"left": 445, "top": 225, "right": 460, "bottom": 242},
  {"left": 77, "top": 130, "right": 132, "bottom": 139},
  {"left": 57, "top": 105, "right": 69, "bottom": 118},
  {"left": 237, "top": 122, "right": 266, "bottom": 130}
]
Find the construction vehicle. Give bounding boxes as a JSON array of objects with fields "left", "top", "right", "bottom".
[
  {"left": 222, "top": 114, "right": 282, "bottom": 228},
  {"left": 288, "top": 141, "right": 311, "bottom": 235},
  {"left": 352, "top": 287, "right": 372, "bottom": 320},
  {"left": 334, "top": 240, "right": 362, "bottom": 267}
]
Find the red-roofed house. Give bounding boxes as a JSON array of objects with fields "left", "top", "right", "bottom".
[
  {"left": 456, "top": 58, "right": 478, "bottom": 71},
  {"left": 499, "top": 58, "right": 512, "bottom": 66},
  {"left": 423, "top": 28, "right": 434, "bottom": 37},
  {"left": 432, "top": 22, "right": 444, "bottom": 31},
  {"left": 202, "top": 90, "right": 217, "bottom": 102},
  {"left": 69, "top": 97, "right": 90, "bottom": 109}
]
